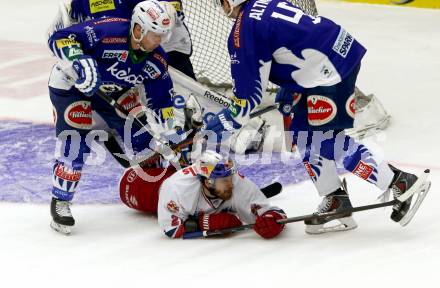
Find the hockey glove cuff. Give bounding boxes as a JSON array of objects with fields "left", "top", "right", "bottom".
[{"left": 72, "top": 55, "right": 101, "bottom": 97}]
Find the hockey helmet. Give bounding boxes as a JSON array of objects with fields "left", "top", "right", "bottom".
[
  {"left": 195, "top": 150, "right": 236, "bottom": 180},
  {"left": 131, "top": 0, "right": 176, "bottom": 48}
]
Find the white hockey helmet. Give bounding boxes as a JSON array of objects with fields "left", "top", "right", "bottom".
[
  {"left": 131, "top": 0, "right": 176, "bottom": 47},
  {"left": 195, "top": 150, "right": 236, "bottom": 180}
]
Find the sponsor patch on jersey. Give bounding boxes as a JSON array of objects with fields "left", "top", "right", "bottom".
[
  {"left": 54, "top": 162, "right": 82, "bottom": 182},
  {"left": 56, "top": 38, "right": 80, "bottom": 48},
  {"left": 64, "top": 101, "right": 92, "bottom": 129},
  {"left": 102, "top": 37, "right": 128, "bottom": 44},
  {"left": 153, "top": 53, "right": 168, "bottom": 68},
  {"left": 303, "top": 162, "right": 316, "bottom": 177},
  {"left": 102, "top": 50, "right": 128, "bottom": 62},
  {"left": 94, "top": 17, "right": 127, "bottom": 25},
  {"left": 307, "top": 95, "right": 337, "bottom": 126},
  {"left": 332, "top": 28, "right": 354, "bottom": 58},
  {"left": 143, "top": 61, "right": 162, "bottom": 79},
  {"left": 115, "top": 91, "right": 141, "bottom": 118},
  {"left": 346, "top": 93, "right": 356, "bottom": 118},
  {"left": 233, "top": 11, "right": 244, "bottom": 48},
  {"left": 126, "top": 170, "right": 138, "bottom": 183},
  {"left": 231, "top": 95, "right": 247, "bottom": 108},
  {"left": 353, "top": 161, "right": 373, "bottom": 180},
  {"left": 161, "top": 107, "right": 174, "bottom": 119},
  {"left": 67, "top": 47, "right": 83, "bottom": 60},
  {"left": 169, "top": 1, "right": 182, "bottom": 12},
  {"left": 107, "top": 62, "right": 145, "bottom": 85},
  {"left": 167, "top": 200, "right": 179, "bottom": 213},
  {"left": 230, "top": 52, "right": 240, "bottom": 65},
  {"left": 84, "top": 26, "right": 98, "bottom": 46},
  {"left": 89, "top": 0, "right": 116, "bottom": 14}
]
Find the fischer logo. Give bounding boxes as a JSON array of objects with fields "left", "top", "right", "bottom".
[
  {"left": 64, "top": 101, "right": 92, "bottom": 129},
  {"left": 106, "top": 62, "right": 145, "bottom": 85},
  {"left": 102, "top": 50, "right": 128, "bottom": 62},
  {"left": 307, "top": 95, "right": 337, "bottom": 126},
  {"left": 346, "top": 93, "right": 355, "bottom": 118},
  {"left": 203, "top": 91, "right": 230, "bottom": 108}
]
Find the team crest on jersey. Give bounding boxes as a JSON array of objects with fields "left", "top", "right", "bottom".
[
  {"left": 353, "top": 161, "right": 373, "bottom": 180},
  {"left": 345, "top": 93, "right": 356, "bottom": 118},
  {"left": 143, "top": 61, "right": 162, "bottom": 79},
  {"left": 115, "top": 90, "right": 141, "bottom": 118},
  {"left": 64, "top": 101, "right": 92, "bottom": 129},
  {"left": 99, "top": 82, "right": 124, "bottom": 95},
  {"left": 102, "top": 37, "right": 128, "bottom": 44},
  {"left": 307, "top": 95, "right": 337, "bottom": 126},
  {"left": 167, "top": 200, "right": 180, "bottom": 213},
  {"left": 102, "top": 50, "right": 128, "bottom": 62}
]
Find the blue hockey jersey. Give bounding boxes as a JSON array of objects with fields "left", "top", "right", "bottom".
[
  {"left": 227, "top": 0, "right": 366, "bottom": 121},
  {"left": 48, "top": 18, "right": 174, "bottom": 118}
]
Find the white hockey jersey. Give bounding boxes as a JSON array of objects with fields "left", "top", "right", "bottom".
[{"left": 157, "top": 165, "right": 282, "bottom": 238}]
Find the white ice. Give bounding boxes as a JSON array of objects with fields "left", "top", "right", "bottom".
[{"left": 0, "top": 1, "right": 439, "bottom": 287}]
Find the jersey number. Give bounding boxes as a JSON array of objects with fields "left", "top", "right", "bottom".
[{"left": 271, "top": 2, "right": 321, "bottom": 24}]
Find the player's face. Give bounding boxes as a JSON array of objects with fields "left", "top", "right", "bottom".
[
  {"left": 212, "top": 176, "right": 233, "bottom": 200},
  {"left": 140, "top": 31, "right": 166, "bottom": 52}
]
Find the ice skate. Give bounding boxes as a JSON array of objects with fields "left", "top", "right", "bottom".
[
  {"left": 388, "top": 166, "right": 431, "bottom": 226},
  {"left": 305, "top": 180, "right": 357, "bottom": 234},
  {"left": 50, "top": 197, "right": 75, "bottom": 235}
]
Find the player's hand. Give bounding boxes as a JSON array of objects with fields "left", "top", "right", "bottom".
[
  {"left": 204, "top": 109, "right": 242, "bottom": 141},
  {"left": 253, "top": 210, "right": 286, "bottom": 239},
  {"left": 72, "top": 55, "right": 101, "bottom": 97},
  {"left": 199, "top": 212, "right": 242, "bottom": 231}
]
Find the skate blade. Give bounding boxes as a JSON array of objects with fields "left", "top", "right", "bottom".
[
  {"left": 50, "top": 221, "right": 72, "bottom": 235},
  {"left": 399, "top": 180, "right": 431, "bottom": 227},
  {"left": 305, "top": 216, "right": 358, "bottom": 235}
]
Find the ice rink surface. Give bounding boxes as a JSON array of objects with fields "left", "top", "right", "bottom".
[{"left": 0, "top": 0, "right": 439, "bottom": 287}]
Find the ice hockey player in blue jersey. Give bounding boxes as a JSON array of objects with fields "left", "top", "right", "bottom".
[
  {"left": 206, "top": 0, "right": 431, "bottom": 234},
  {"left": 49, "top": 0, "right": 196, "bottom": 79},
  {"left": 48, "top": 0, "right": 184, "bottom": 234}
]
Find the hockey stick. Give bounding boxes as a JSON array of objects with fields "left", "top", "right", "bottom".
[
  {"left": 183, "top": 169, "right": 430, "bottom": 239},
  {"left": 135, "top": 104, "right": 279, "bottom": 167}
]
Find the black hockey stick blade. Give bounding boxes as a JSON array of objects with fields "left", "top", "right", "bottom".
[
  {"left": 104, "top": 134, "right": 130, "bottom": 168},
  {"left": 261, "top": 182, "right": 282, "bottom": 198}
]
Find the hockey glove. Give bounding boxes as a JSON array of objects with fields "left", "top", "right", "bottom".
[
  {"left": 253, "top": 210, "right": 286, "bottom": 239},
  {"left": 72, "top": 55, "right": 101, "bottom": 97},
  {"left": 198, "top": 212, "right": 242, "bottom": 231},
  {"left": 204, "top": 109, "right": 242, "bottom": 141}
]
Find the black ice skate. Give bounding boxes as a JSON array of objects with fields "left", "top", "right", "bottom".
[
  {"left": 50, "top": 197, "right": 75, "bottom": 235},
  {"left": 388, "top": 165, "right": 431, "bottom": 226},
  {"left": 305, "top": 180, "right": 357, "bottom": 234}
]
